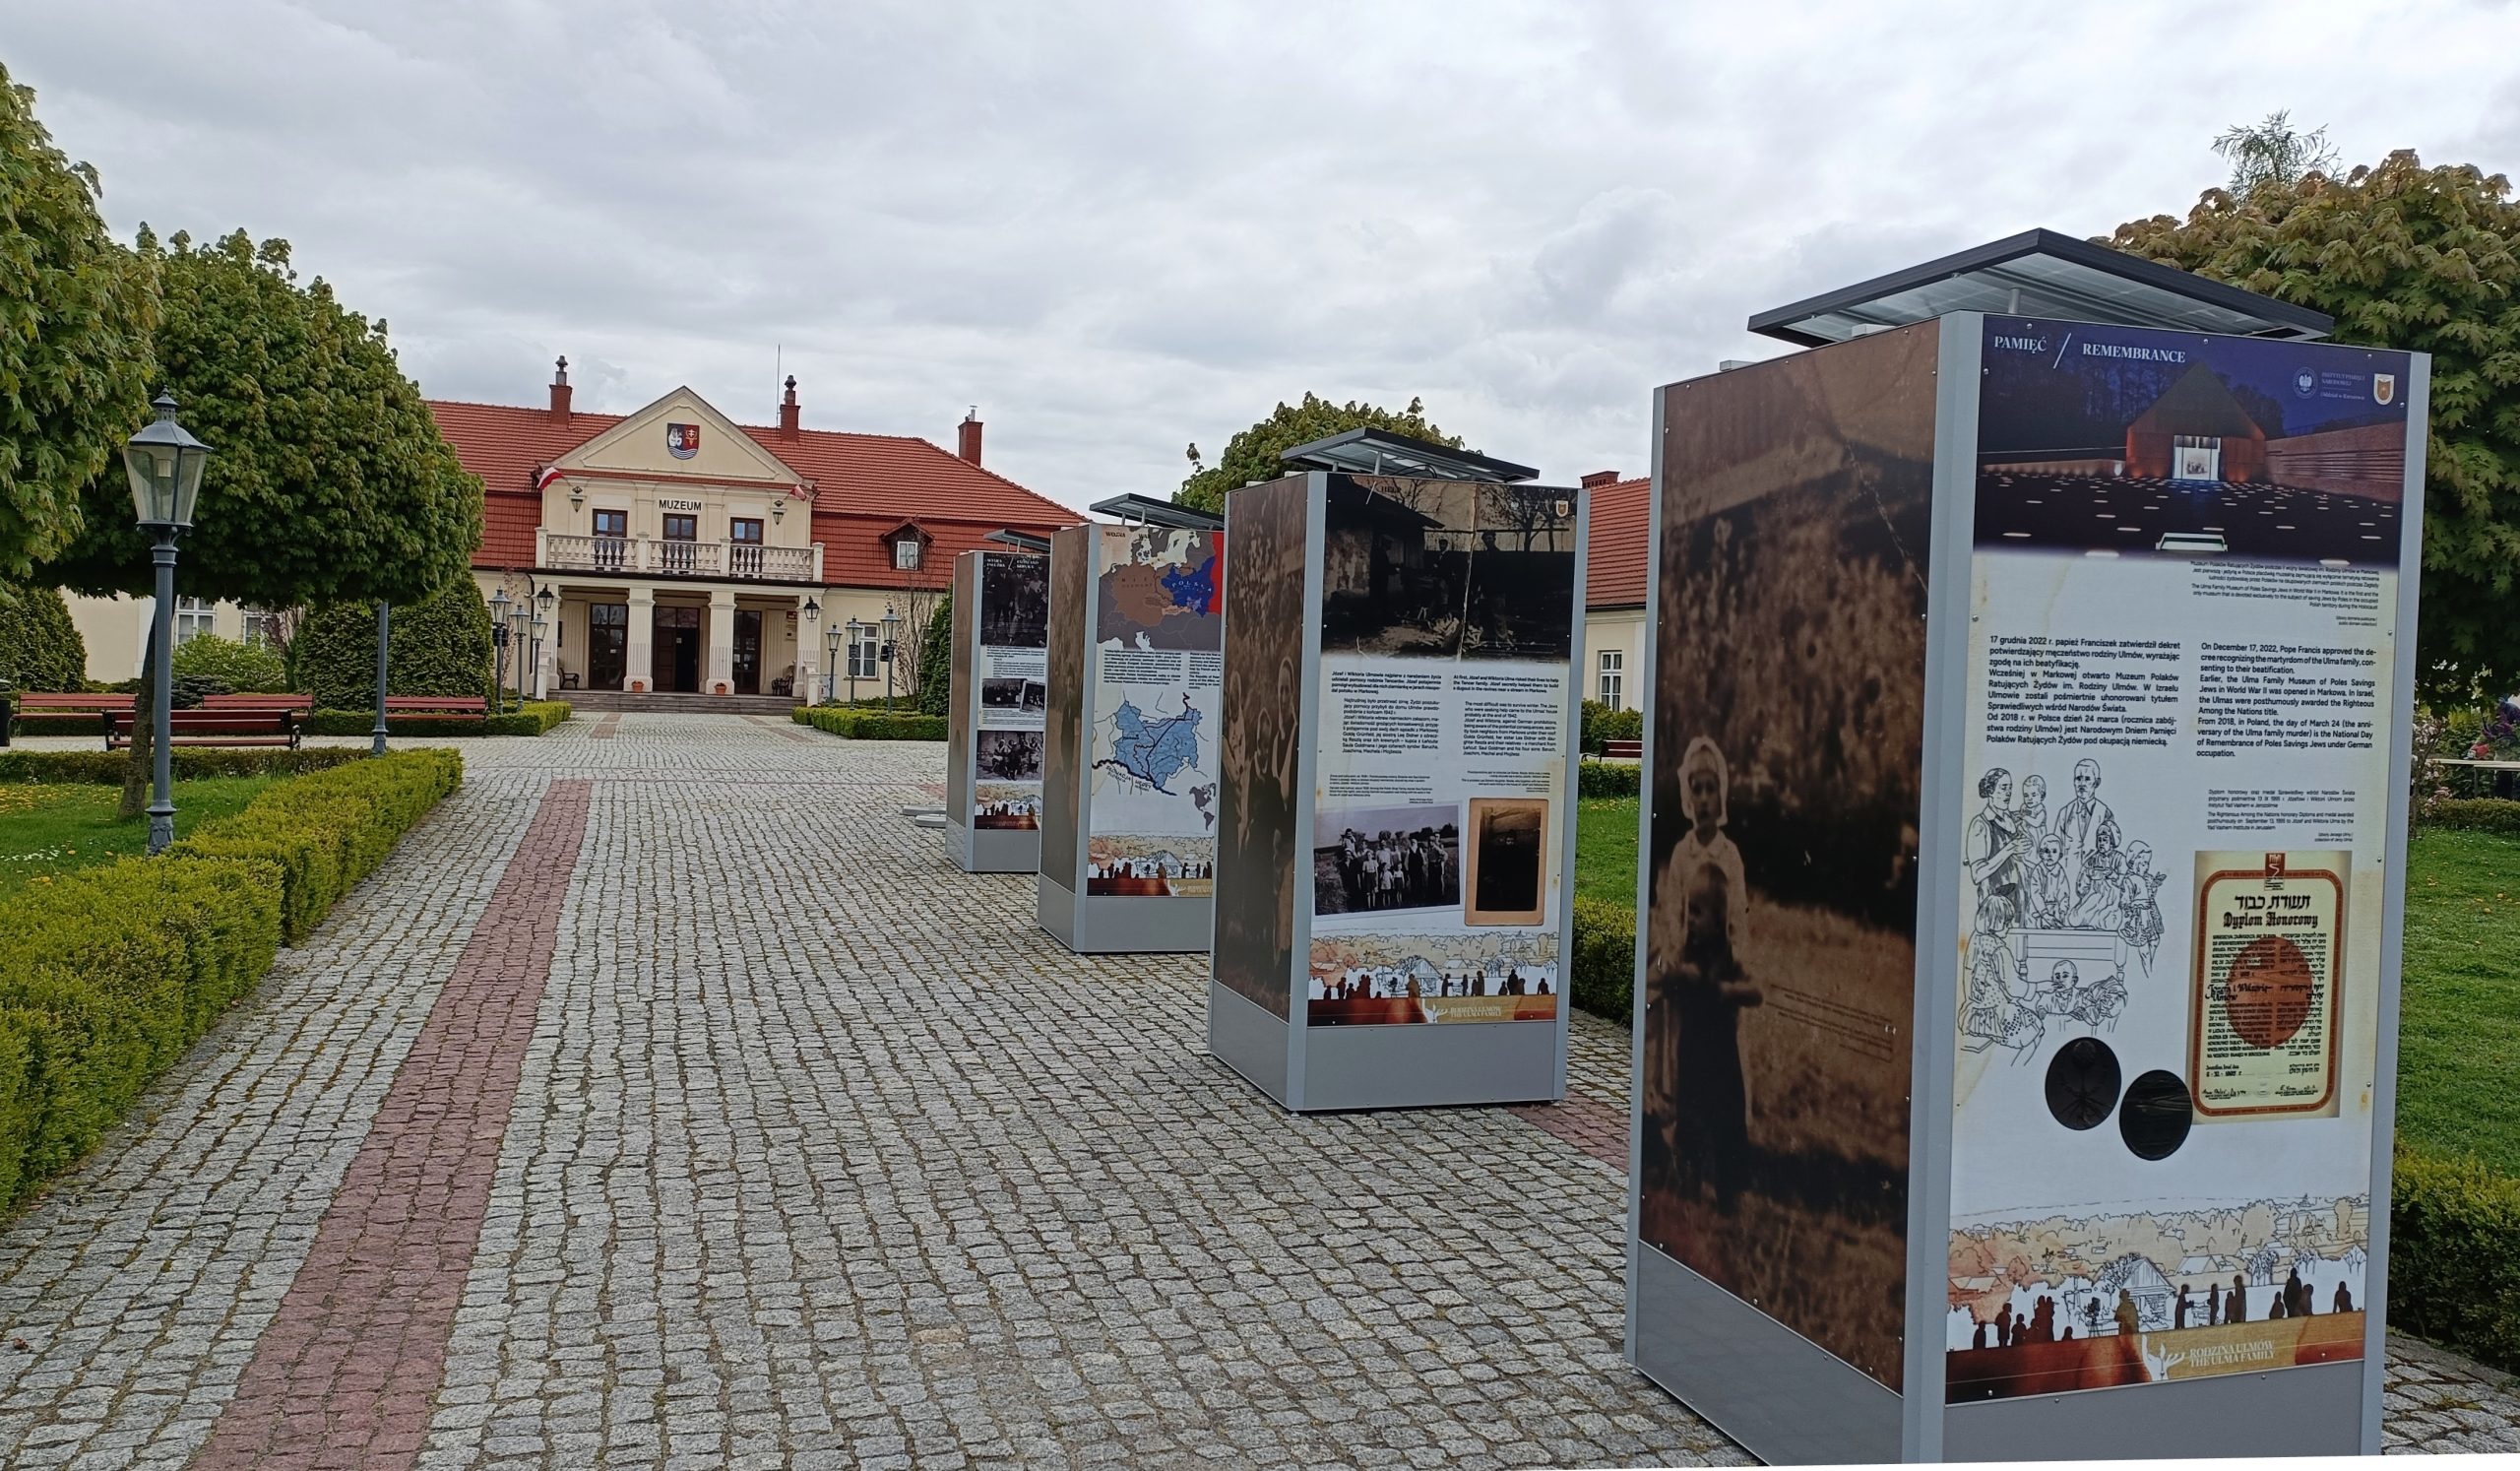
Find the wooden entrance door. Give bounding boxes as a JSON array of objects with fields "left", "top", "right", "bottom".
[
  {"left": 587, "top": 603, "right": 628, "bottom": 690},
  {"left": 653, "top": 606, "right": 701, "bottom": 692}
]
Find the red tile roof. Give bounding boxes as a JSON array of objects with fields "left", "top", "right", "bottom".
[
  {"left": 1586, "top": 477, "right": 1651, "bottom": 608},
  {"left": 425, "top": 398, "right": 1085, "bottom": 583}
]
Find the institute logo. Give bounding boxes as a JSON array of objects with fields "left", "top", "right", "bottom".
[
  {"left": 665, "top": 423, "right": 701, "bottom": 460},
  {"left": 2373, "top": 373, "right": 2397, "bottom": 407},
  {"left": 2293, "top": 367, "right": 2318, "bottom": 398}
]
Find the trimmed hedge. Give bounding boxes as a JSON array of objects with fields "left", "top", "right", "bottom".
[
  {"left": 2427, "top": 798, "right": 2520, "bottom": 837},
  {"left": 0, "top": 747, "right": 370, "bottom": 784},
  {"left": 2392, "top": 1148, "right": 2520, "bottom": 1372},
  {"left": 301, "top": 700, "right": 571, "bottom": 737},
  {"left": 1578, "top": 759, "right": 1641, "bottom": 799},
  {"left": 1570, "top": 896, "right": 1636, "bottom": 1023},
  {"left": 172, "top": 749, "right": 463, "bottom": 944},
  {"left": 293, "top": 582, "right": 494, "bottom": 709},
  {"left": 794, "top": 705, "right": 947, "bottom": 740}
]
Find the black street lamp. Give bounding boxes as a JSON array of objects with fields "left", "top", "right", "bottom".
[
  {"left": 880, "top": 606, "right": 902, "bottom": 713},
  {"left": 121, "top": 392, "right": 212, "bottom": 856},
  {"left": 489, "top": 587, "right": 512, "bottom": 715},
  {"left": 799, "top": 597, "right": 820, "bottom": 704},
  {"left": 531, "top": 588, "right": 552, "bottom": 700},
  {"left": 507, "top": 603, "right": 531, "bottom": 705}
]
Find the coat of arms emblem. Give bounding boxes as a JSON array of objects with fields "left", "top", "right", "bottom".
[
  {"left": 665, "top": 423, "right": 700, "bottom": 460},
  {"left": 2372, "top": 373, "right": 2397, "bottom": 407}
]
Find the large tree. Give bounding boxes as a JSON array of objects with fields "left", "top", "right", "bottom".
[
  {"left": 43, "top": 228, "right": 484, "bottom": 806},
  {"left": 0, "top": 62, "right": 158, "bottom": 580},
  {"left": 1173, "top": 392, "right": 1462, "bottom": 514},
  {"left": 2109, "top": 149, "right": 2520, "bottom": 706}
]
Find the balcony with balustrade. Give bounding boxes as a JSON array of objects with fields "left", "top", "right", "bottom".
[{"left": 537, "top": 530, "right": 825, "bottom": 584}]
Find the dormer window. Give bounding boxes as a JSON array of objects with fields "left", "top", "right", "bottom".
[{"left": 894, "top": 539, "right": 922, "bottom": 571}]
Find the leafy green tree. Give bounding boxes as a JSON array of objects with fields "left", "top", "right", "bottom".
[
  {"left": 291, "top": 582, "right": 492, "bottom": 710},
  {"left": 2110, "top": 150, "right": 2520, "bottom": 706},
  {"left": 168, "top": 631, "right": 286, "bottom": 693},
  {"left": 1174, "top": 393, "right": 1462, "bottom": 514},
  {"left": 0, "top": 582, "right": 89, "bottom": 692},
  {"left": 0, "top": 62, "right": 158, "bottom": 580},
  {"left": 41, "top": 228, "right": 484, "bottom": 808},
  {"left": 2212, "top": 110, "right": 2341, "bottom": 200}
]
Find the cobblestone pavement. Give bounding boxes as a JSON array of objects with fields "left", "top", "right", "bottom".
[{"left": 0, "top": 714, "right": 2512, "bottom": 1466}]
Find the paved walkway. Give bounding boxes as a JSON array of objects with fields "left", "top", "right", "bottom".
[{"left": 0, "top": 716, "right": 2511, "bottom": 1466}]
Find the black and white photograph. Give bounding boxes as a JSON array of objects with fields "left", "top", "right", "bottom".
[
  {"left": 1311, "top": 802, "right": 1463, "bottom": 918},
  {"left": 976, "top": 729, "right": 1043, "bottom": 782},
  {"left": 1464, "top": 798, "right": 1547, "bottom": 926},
  {"left": 980, "top": 676, "right": 1047, "bottom": 711},
  {"left": 979, "top": 551, "right": 1050, "bottom": 647},
  {"left": 1320, "top": 477, "right": 1577, "bottom": 662}
]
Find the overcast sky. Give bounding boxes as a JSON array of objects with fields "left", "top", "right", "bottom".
[{"left": 11, "top": 1, "right": 2517, "bottom": 510}]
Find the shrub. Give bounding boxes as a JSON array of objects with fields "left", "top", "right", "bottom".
[
  {"left": 0, "top": 583, "right": 87, "bottom": 692},
  {"left": 794, "top": 705, "right": 947, "bottom": 740},
  {"left": 2391, "top": 1147, "right": 2520, "bottom": 1373},
  {"left": 914, "top": 596, "right": 953, "bottom": 717},
  {"left": 0, "top": 747, "right": 368, "bottom": 785},
  {"left": 1579, "top": 700, "right": 1643, "bottom": 755},
  {"left": 172, "top": 748, "right": 462, "bottom": 944},
  {"left": 0, "top": 852, "right": 282, "bottom": 1208},
  {"left": 300, "top": 700, "right": 570, "bottom": 737},
  {"left": 168, "top": 672, "right": 231, "bottom": 709},
  {"left": 2426, "top": 798, "right": 2520, "bottom": 837},
  {"left": 1570, "top": 896, "right": 1636, "bottom": 1024},
  {"left": 292, "top": 581, "right": 493, "bottom": 709},
  {"left": 170, "top": 632, "right": 288, "bottom": 693},
  {"left": 1578, "top": 759, "right": 1641, "bottom": 799}
]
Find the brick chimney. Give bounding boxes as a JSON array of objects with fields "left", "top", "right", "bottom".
[
  {"left": 548, "top": 355, "right": 572, "bottom": 423},
  {"left": 957, "top": 408, "right": 983, "bottom": 467},
  {"left": 1580, "top": 470, "right": 1620, "bottom": 488},
  {"left": 778, "top": 375, "right": 800, "bottom": 440}
]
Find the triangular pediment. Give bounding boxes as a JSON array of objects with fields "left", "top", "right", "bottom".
[{"left": 558, "top": 386, "right": 802, "bottom": 485}]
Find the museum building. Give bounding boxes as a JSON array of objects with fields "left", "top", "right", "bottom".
[{"left": 443, "top": 361, "right": 1082, "bottom": 702}]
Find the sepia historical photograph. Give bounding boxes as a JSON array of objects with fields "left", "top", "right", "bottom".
[
  {"left": 1465, "top": 797, "right": 1548, "bottom": 925},
  {"left": 1318, "top": 477, "right": 1578, "bottom": 664},
  {"left": 1214, "top": 479, "right": 1310, "bottom": 1015},
  {"left": 1639, "top": 324, "right": 1936, "bottom": 1392}
]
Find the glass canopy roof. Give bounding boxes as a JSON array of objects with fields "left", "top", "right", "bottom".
[
  {"left": 983, "top": 528, "right": 1051, "bottom": 552},
  {"left": 1089, "top": 492, "right": 1224, "bottom": 531},
  {"left": 1748, "top": 229, "right": 2333, "bottom": 347},
  {"left": 1279, "top": 427, "right": 1537, "bottom": 483}
]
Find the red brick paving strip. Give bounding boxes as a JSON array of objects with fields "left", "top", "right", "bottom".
[
  {"left": 193, "top": 780, "right": 593, "bottom": 1471},
  {"left": 589, "top": 713, "right": 622, "bottom": 739},
  {"left": 1507, "top": 1094, "right": 1630, "bottom": 1173}
]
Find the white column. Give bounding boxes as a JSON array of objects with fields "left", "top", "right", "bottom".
[
  {"left": 626, "top": 587, "right": 656, "bottom": 692},
  {"left": 705, "top": 589, "right": 737, "bottom": 695}
]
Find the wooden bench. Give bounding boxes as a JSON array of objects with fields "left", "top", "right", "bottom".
[
  {"left": 1602, "top": 737, "right": 1644, "bottom": 761},
  {"left": 383, "top": 696, "right": 492, "bottom": 723},
  {"left": 20, "top": 692, "right": 136, "bottom": 715},
  {"left": 202, "top": 692, "right": 313, "bottom": 712},
  {"left": 106, "top": 708, "right": 300, "bottom": 750}
]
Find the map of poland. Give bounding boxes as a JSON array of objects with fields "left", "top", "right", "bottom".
[{"left": 1097, "top": 694, "right": 1204, "bottom": 796}]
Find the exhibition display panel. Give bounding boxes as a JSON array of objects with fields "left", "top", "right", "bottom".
[
  {"left": 1208, "top": 458, "right": 1587, "bottom": 1111},
  {"left": 1627, "top": 294, "right": 2426, "bottom": 1461},
  {"left": 1036, "top": 511, "right": 1226, "bottom": 953},
  {"left": 944, "top": 547, "right": 1051, "bottom": 872}
]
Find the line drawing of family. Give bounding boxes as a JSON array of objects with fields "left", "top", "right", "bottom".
[
  {"left": 1646, "top": 736, "right": 1764, "bottom": 1212},
  {"left": 1962, "top": 757, "right": 2169, "bottom": 1059}
]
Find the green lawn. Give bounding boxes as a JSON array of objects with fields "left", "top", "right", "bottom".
[
  {"left": 1575, "top": 796, "right": 1642, "bottom": 907},
  {"left": 1572, "top": 798, "right": 2520, "bottom": 1177},
  {"left": 0, "top": 778, "right": 278, "bottom": 904}
]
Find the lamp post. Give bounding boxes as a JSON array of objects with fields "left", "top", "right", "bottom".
[
  {"left": 531, "top": 589, "right": 552, "bottom": 701},
  {"left": 489, "top": 588, "right": 512, "bottom": 716},
  {"left": 800, "top": 597, "right": 820, "bottom": 703},
  {"left": 371, "top": 602, "right": 391, "bottom": 755},
  {"left": 121, "top": 392, "right": 212, "bottom": 856},
  {"left": 842, "top": 619, "right": 863, "bottom": 705},
  {"left": 880, "top": 606, "right": 903, "bottom": 713},
  {"left": 508, "top": 604, "right": 531, "bottom": 706}
]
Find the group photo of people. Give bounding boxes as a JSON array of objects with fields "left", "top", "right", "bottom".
[
  {"left": 1312, "top": 803, "right": 1462, "bottom": 917},
  {"left": 1961, "top": 756, "right": 2170, "bottom": 1060}
]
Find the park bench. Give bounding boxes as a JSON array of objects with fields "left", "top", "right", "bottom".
[
  {"left": 201, "top": 692, "right": 314, "bottom": 712},
  {"left": 383, "top": 696, "right": 491, "bottom": 722},
  {"left": 1602, "top": 737, "right": 1644, "bottom": 761},
  {"left": 105, "top": 707, "right": 300, "bottom": 750},
  {"left": 19, "top": 692, "right": 136, "bottom": 715}
]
